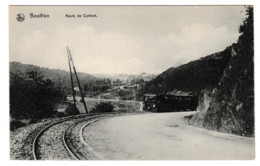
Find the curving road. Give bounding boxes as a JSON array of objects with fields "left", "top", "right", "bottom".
[{"left": 83, "top": 112, "right": 255, "bottom": 160}]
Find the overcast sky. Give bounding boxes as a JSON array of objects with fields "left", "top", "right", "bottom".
[{"left": 9, "top": 6, "right": 247, "bottom": 74}]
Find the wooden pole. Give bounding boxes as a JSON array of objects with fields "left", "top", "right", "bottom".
[
  {"left": 67, "top": 47, "right": 76, "bottom": 107},
  {"left": 67, "top": 47, "right": 88, "bottom": 114}
]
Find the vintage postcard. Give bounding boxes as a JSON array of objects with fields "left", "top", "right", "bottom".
[{"left": 9, "top": 5, "right": 254, "bottom": 160}]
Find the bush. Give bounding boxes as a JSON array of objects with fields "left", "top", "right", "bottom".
[
  {"left": 91, "top": 102, "right": 114, "bottom": 113},
  {"left": 65, "top": 103, "right": 80, "bottom": 115}
]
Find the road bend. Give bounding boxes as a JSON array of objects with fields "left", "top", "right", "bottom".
[{"left": 82, "top": 112, "right": 254, "bottom": 160}]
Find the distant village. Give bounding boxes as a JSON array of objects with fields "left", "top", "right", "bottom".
[{"left": 83, "top": 72, "right": 156, "bottom": 100}]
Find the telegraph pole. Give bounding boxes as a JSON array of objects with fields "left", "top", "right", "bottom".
[
  {"left": 67, "top": 47, "right": 88, "bottom": 114},
  {"left": 67, "top": 47, "right": 76, "bottom": 107}
]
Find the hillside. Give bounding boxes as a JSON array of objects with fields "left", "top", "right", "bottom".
[
  {"left": 137, "top": 46, "right": 232, "bottom": 99},
  {"left": 10, "top": 61, "right": 96, "bottom": 94}
]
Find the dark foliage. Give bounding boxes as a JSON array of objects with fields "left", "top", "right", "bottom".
[
  {"left": 10, "top": 120, "right": 26, "bottom": 131},
  {"left": 64, "top": 103, "right": 80, "bottom": 115},
  {"left": 91, "top": 102, "right": 115, "bottom": 113},
  {"left": 10, "top": 70, "right": 65, "bottom": 120}
]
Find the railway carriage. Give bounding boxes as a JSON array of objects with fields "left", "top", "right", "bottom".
[{"left": 143, "top": 93, "right": 198, "bottom": 112}]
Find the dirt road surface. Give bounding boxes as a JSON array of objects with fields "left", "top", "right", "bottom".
[{"left": 83, "top": 112, "right": 254, "bottom": 160}]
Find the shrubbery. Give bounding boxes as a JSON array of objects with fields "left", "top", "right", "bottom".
[
  {"left": 91, "top": 102, "right": 114, "bottom": 113},
  {"left": 65, "top": 103, "right": 80, "bottom": 115}
]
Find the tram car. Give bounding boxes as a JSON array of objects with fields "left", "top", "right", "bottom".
[
  {"left": 143, "top": 94, "right": 157, "bottom": 112},
  {"left": 143, "top": 93, "right": 198, "bottom": 112}
]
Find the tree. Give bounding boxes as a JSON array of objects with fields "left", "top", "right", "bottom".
[{"left": 10, "top": 71, "right": 65, "bottom": 120}]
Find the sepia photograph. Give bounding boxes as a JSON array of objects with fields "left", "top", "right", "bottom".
[{"left": 9, "top": 5, "right": 254, "bottom": 160}]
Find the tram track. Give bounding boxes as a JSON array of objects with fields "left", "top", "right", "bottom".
[
  {"left": 32, "top": 113, "right": 117, "bottom": 160},
  {"left": 63, "top": 114, "right": 111, "bottom": 160},
  {"left": 10, "top": 112, "right": 139, "bottom": 160},
  {"left": 32, "top": 115, "right": 86, "bottom": 160},
  {"left": 79, "top": 118, "right": 105, "bottom": 159}
]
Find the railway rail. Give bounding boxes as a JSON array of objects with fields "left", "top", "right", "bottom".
[
  {"left": 79, "top": 118, "right": 105, "bottom": 159},
  {"left": 32, "top": 115, "right": 85, "bottom": 160},
  {"left": 64, "top": 115, "right": 114, "bottom": 159},
  {"left": 32, "top": 113, "right": 119, "bottom": 160}
]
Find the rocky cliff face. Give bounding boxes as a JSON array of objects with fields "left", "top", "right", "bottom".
[{"left": 201, "top": 7, "right": 254, "bottom": 136}]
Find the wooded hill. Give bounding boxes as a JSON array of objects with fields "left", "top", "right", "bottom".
[
  {"left": 10, "top": 61, "right": 96, "bottom": 94},
  {"left": 137, "top": 46, "right": 232, "bottom": 99}
]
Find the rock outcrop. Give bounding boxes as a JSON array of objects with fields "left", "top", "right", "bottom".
[{"left": 203, "top": 7, "right": 254, "bottom": 136}]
